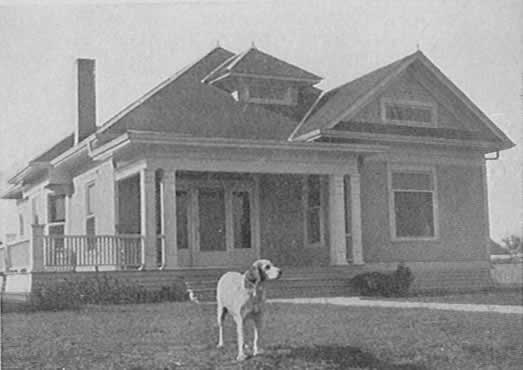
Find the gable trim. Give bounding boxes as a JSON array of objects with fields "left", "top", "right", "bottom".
[
  {"left": 325, "top": 54, "right": 417, "bottom": 130},
  {"left": 414, "top": 53, "right": 514, "bottom": 148}
]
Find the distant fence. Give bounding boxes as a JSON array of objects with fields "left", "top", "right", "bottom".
[{"left": 491, "top": 263, "right": 523, "bottom": 285}]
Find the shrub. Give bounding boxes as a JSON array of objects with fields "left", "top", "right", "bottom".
[
  {"left": 350, "top": 263, "right": 414, "bottom": 297},
  {"left": 31, "top": 274, "right": 188, "bottom": 311}
]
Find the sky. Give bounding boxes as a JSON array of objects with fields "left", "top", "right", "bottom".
[{"left": 0, "top": 0, "right": 521, "bottom": 242}]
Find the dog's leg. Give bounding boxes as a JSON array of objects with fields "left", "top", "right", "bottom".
[
  {"left": 216, "top": 304, "right": 226, "bottom": 348},
  {"left": 253, "top": 314, "right": 264, "bottom": 356},
  {"left": 234, "top": 315, "right": 247, "bottom": 361}
]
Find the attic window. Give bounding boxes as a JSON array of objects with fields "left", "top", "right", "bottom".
[
  {"left": 382, "top": 99, "right": 436, "bottom": 126},
  {"left": 246, "top": 83, "right": 296, "bottom": 105}
]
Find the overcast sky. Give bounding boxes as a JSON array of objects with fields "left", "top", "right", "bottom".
[{"left": 0, "top": 0, "right": 521, "bottom": 242}]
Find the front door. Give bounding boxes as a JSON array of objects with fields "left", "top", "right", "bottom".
[{"left": 176, "top": 179, "right": 258, "bottom": 267}]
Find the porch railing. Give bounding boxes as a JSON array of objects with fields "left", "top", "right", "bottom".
[{"left": 42, "top": 234, "right": 145, "bottom": 270}]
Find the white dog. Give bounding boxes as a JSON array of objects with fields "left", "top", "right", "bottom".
[{"left": 216, "top": 259, "right": 282, "bottom": 361}]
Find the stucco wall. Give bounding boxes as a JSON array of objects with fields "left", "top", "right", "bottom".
[
  {"left": 68, "top": 160, "right": 116, "bottom": 235},
  {"left": 361, "top": 160, "right": 488, "bottom": 263},
  {"left": 259, "top": 174, "right": 330, "bottom": 267}
]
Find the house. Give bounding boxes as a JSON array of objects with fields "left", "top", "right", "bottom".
[{"left": 0, "top": 45, "right": 514, "bottom": 297}]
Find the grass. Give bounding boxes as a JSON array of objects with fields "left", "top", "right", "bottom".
[{"left": 2, "top": 300, "right": 523, "bottom": 369}]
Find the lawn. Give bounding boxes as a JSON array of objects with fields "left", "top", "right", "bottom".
[{"left": 2, "top": 301, "right": 522, "bottom": 370}]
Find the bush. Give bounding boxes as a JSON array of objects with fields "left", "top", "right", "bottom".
[
  {"left": 350, "top": 263, "right": 414, "bottom": 297},
  {"left": 31, "top": 275, "right": 188, "bottom": 311}
]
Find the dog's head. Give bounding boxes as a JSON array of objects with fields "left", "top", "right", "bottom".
[{"left": 245, "top": 259, "right": 282, "bottom": 286}]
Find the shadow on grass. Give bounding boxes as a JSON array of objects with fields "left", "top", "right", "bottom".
[{"left": 200, "top": 344, "right": 427, "bottom": 370}]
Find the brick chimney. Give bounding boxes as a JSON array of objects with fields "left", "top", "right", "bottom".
[{"left": 75, "top": 59, "right": 97, "bottom": 144}]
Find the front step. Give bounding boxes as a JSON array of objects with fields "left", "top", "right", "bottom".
[
  {"left": 183, "top": 265, "right": 495, "bottom": 302},
  {"left": 184, "top": 270, "right": 356, "bottom": 302}
]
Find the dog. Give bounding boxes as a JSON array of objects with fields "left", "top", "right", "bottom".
[
  {"left": 351, "top": 263, "right": 414, "bottom": 297},
  {"left": 216, "top": 259, "right": 282, "bottom": 361}
]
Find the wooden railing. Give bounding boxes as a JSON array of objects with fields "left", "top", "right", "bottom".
[{"left": 42, "top": 234, "right": 145, "bottom": 270}]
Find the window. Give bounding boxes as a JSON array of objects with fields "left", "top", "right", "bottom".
[
  {"left": 390, "top": 168, "right": 437, "bottom": 240},
  {"left": 86, "top": 183, "right": 96, "bottom": 249},
  {"left": 304, "top": 175, "right": 323, "bottom": 245},
  {"left": 232, "top": 191, "right": 251, "bottom": 249},
  {"left": 382, "top": 100, "right": 435, "bottom": 126},
  {"left": 176, "top": 191, "right": 189, "bottom": 249},
  {"left": 246, "top": 83, "right": 295, "bottom": 105},
  {"left": 19, "top": 214, "right": 24, "bottom": 236},
  {"left": 48, "top": 194, "right": 66, "bottom": 249},
  {"left": 48, "top": 194, "right": 66, "bottom": 223}
]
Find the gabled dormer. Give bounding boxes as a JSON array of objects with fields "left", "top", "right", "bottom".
[{"left": 202, "top": 46, "right": 322, "bottom": 109}]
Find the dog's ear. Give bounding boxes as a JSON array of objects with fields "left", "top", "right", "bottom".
[{"left": 245, "top": 264, "right": 261, "bottom": 286}]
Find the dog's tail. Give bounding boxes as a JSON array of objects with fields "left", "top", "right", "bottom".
[{"left": 187, "top": 289, "right": 200, "bottom": 304}]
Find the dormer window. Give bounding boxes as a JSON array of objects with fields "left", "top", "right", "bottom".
[
  {"left": 382, "top": 99, "right": 436, "bottom": 126},
  {"left": 246, "top": 83, "right": 296, "bottom": 106}
]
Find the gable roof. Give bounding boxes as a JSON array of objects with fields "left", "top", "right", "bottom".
[
  {"left": 291, "top": 51, "right": 515, "bottom": 150},
  {"left": 202, "top": 46, "right": 322, "bottom": 83}
]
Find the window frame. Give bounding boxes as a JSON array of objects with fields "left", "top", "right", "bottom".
[
  {"left": 176, "top": 178, "right": 256, "bottom": 253},
  {"left": 85, "top": 182, "right": 96, "bottom": 232},
  {"left": 245, "top": 83, "right": 296, "bottom": 106},
  {"left": 381, "top": 98, "right": 437, "bottom": 127},
  {"left": 388, "top": 164, "right": 439, "bottom": 242},
  {"left": 303, "top": 175, "right": 325, "bottom": 248}
]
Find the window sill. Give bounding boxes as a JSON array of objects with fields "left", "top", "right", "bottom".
[{"left": 391, "top": 237, "right": 440, "bottom": 243}]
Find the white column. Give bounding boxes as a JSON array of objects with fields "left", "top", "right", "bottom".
[
  {"left": 140, "top": 168, "right": 157, "bottom": 269},
  {"left": 162, "top": 170, "right": 178, "bottom": 269},
  {"left": 328, "top": 174, "right": 348, "bottom": 265},
  {"left": 350, "top": 173, "right": 364, "bottom": 265},
  {"left": 30, "top": 224, "right": 45, "bottom": 272}
]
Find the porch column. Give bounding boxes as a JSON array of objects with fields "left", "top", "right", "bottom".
[
  {"left": 140, "top": 168, "right": 157, "bottom": 269},
  {"left": 328, "top": 174, "right": 348, "bottom": 265},
  {"left": 350, "top": 174, "right": 364, "bottom": 265},
  {"left": 29, "top": 224, "right": 45, "bottom": 272},
  {"left": 162, "top": 170, "right": 178, "bottom": 269}
]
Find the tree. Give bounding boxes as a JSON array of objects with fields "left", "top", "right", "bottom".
[{"left": 501, "top": 235, "right": 522, "bottom": 256}]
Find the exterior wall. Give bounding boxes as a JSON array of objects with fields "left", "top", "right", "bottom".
[
  {"left": 361, "top": 160, "right": 488, "bottom": 263},
  {"left": 68, "top": 160, "right": 116, "bottom": 235},
  {"left": 259, "top": 174, "right": 330, "bottom": 266},
  {"left": 353, "top": 70, "right": 466, "bottom": 130}
]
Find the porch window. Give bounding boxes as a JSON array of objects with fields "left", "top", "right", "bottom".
[
  {"left": 198, "top": 188, "right": 226, "bottom": 251},
  {"left": 86, "top": 182, "right": 96, "bottom": 249},
  {"left": 48, "top": 194, "right": 66, "bottom": 223},
  {"left": 232, "top": 191, "right": 251, "bottom": 249},
  {"left": 304, "top": 175, "right": 324, "bottom": 246},
  {"left": 48, "top": 194, "right": 66, "bottom": 249},
  {"left": 176, "top": 191, "right": 189, "bottom": 249},
  {"left": 18, "top": 214, "right": 24, "bottom": 236},
  {"left": 390, "top": 168, "right": 437, "bottom": 239}
]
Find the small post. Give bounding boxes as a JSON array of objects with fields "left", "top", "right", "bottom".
[{"left": 30, "top": 224, "right": 45, "bottom": 272}]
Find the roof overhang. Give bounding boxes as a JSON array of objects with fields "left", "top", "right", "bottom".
[
  {"left": 297, "top": 129, "right": 507, "bottom": 154},
  {"left": 1, "top": 184, "right": 25, "bottom": 199},
  {"left": 90, "top": 130, "right": 389, "bottom": 162}
]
